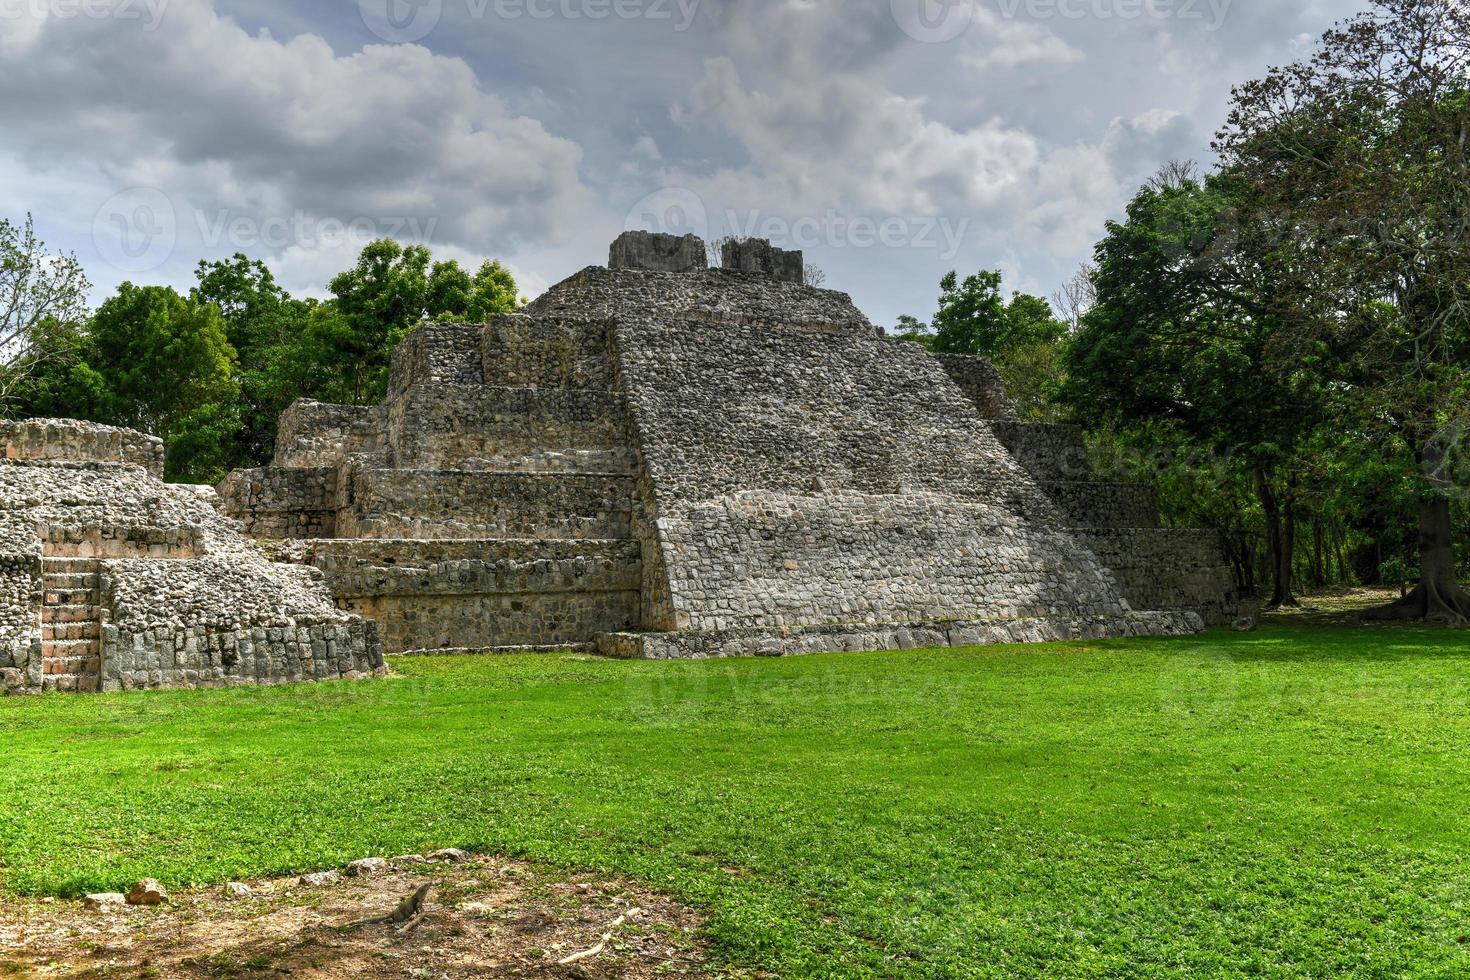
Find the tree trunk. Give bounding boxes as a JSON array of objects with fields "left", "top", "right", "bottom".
[
  {"left": 1364, "top": 494, "right": 1470, "bottom": 623},
  {"left": 1310, "top": 520, "right": 1325, "bottom": 588},
  {"left": 1366, "top": 438, "right": 1469, "bottom": 622},
  {"left": 1255, "top": 468, "right": 1299, "bottom": 609}
]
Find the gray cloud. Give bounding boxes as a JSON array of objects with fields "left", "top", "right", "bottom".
[{"left": 0, "top": 0, "right": 1367, "bottom": 324}]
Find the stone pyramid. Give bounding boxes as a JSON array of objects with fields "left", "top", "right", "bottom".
[{"left": 219, "top": 233, "right": 1235, "bottom": 658}]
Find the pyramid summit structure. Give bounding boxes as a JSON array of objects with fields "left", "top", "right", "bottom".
[{"left": 218, "top": 233, "right": 1236, "bottom": 659}]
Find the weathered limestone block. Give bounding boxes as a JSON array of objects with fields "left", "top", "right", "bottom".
[
  {"left": 216, "top": 466, "right": 339, "bottom": 539},
  {"left": 608, "top": 231, "right": 708, "bottom": 273},
  {"left": 386, "top": 385, "right": 634, "bottom": 474},
  {"left": 481, "top": 314, "right": 614, "bottom": 390},
  {"left": 336, "top": 470, "right": 634, "bottom": 540},
  {"left": 387, "top": 322, "right": 485, "bottom": 397},
  {"left": 720, "top": 238, "right": 804, "bottom": 283},
  {"left": 1040, "top": 481, "right": 1161, "bottom": 529},
  {"left": 987, "top": 421, "right": 1094, "bottom": 482},
  {"left": 273, "top": 401, "right": 385, "bottom": 468}
]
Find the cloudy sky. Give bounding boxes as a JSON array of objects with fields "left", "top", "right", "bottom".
[{"left": 1, "top": 0, "right": 1365, "bottom": 327}]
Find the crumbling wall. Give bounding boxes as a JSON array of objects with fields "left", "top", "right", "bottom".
[
  {"left": 1, "top": 418, "right": 165, "bottom": 478},
  {"left": 273, "top": 402, "right": 385, "bottom": 468},
  {"left": 609, "top": 231, "right": 707, "bottom": 274},
  {"left": 720, "top": 238, "right": 804, "bottom": 283},
  {"left": 0, "top": 419, "right": 382, "bottom": 694}
]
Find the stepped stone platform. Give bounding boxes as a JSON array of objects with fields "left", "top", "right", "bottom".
[
  {"left": 218, "top": 232, "right": 1235, "bottom": 658},
  {"left": 0, "top": 418, "right": 383, "bottom": 694}
]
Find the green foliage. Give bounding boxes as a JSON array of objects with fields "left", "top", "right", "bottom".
[
  {"left": 0, "top": 214, "right": 90, "bottom": 405},
  {"left": 3, "top": 629, "right": 1469, "bottom": 977},
  {"left": 8, "top": 232, "right": 522, "bottom": 479},
  {"left": 322, "top": 240, "right": 519, "bottom": 405},
  {"left": 102, "top": 285, "right": 239, "bottom": 483},
  {"left": 1214, "top": 0, "right": 1470, "bottom": 617},
  {"left": 931, "top": 269, "right": 1065, "bottom": 360},
  {"left": 192, "top": 255, "right": 318, "bottom": 467},
  {"left": 904, "top": 269, "right": 1069, "bottom": 422},
  {"left": 18, "top": 283, "right": 241, "bottom": 483}
]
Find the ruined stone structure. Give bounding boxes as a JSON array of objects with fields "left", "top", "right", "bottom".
[
  {"left": 0, "top": 419, "right": 383, "bottom": 693},
  {"left": 219, "top": 233, "right": 1235, "bottom": 658},
  {"left": 933, "top": 355, "right": 1239, "bottom": 627}
]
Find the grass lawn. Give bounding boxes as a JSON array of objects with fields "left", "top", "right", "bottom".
[{"left": 3, "top": 622, "right": 1469, "bottom": 977}]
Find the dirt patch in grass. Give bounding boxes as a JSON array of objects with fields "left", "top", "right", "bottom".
[{"left": 0, "top": 855, "right": 715, "bottom": 978}]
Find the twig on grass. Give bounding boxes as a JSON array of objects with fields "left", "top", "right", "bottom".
[{"left": 556, "top": 907, "right": 642, "bottom": 965}]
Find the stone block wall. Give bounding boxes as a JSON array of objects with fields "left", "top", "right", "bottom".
[
  {"left": 388, "top": 322, "right": 485, "bottom": 397},
  {"left": 1, "top": 418, "right": 165, "bottom": 479},
  {"left": 220, "top": 290, "right": 647, "bottom": 654},
  {"left": 933, "top": 354, "right": 1020, "bottom": 423},
  {"left": 335, "top": 469, "right": 634, "bottom": 541},
  {"left": 216, "top": 466, "right": 339, "bottom": 539},
  {"left": 273, "top": 401, "right": 385, "bottom": 468},
  {"left": 386, "top": 385, "right": 633, "bottom": 473},
  {"left": 288, "top": 538, "right": 641, "bottom": 652},
  {"left": 720, "top": 238, "right": 804, "bottom": 283},
  {"left": 481, "top": 315, "right": 615, "bottom": 390},
  {"left": 954, "top": 371, "right": 1238, "bottom": 626},
  {"left": 1075, "top": 529, "right": 1239, "bottom": 627},
  {"left": 600, "top": 305, "right": 1189, "bottom": 651},
  {"left": 609, "top": 231, "right": 707, "bottom": 273}
]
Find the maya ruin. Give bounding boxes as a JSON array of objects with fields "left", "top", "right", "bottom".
[
  {"left": 0, "top": 232, "right": 1240, "bottom": 693},
  {"left": 198, "top": 231, "right": 1238, "bottom": 667},
  {"left": 0, "top": 231, "right": 1238, "bottom": 693},
  {"left": 0, "top": 418, "right": 383, "bottom": 694}
]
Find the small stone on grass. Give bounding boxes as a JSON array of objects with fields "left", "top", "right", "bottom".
[
  {"left": 346, "top": 857, "right": 389, "bottom": 878},
  {"left": 125, "top": 880, "right": 168, "bottom": 906}
]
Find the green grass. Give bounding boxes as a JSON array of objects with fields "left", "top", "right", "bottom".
[{"left": 4, "top": 624, "right": 1470, "bottom": 977}]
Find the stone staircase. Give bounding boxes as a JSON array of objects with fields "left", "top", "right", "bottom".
[{"left": 39, "top": 556, "right": 102, "bottom": 692}]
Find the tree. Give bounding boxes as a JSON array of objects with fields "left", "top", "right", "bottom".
[
  {"left": 1051, "top": 264, "right": 1096, "bottom": 333},
  {"left": 929, "top": 269, "right": 1069, "bottom": 422},
  {"left": 193, "top": 255, "right": 318, "bottom": 466},
  {"left": 323, "top": 240, "right": 520, "bottom": 404},
  {"left": 0, "top": 214, "right": 89, "bottom": 406},
  {"left": 1060, "top": 169, "right": 1331, "bottom": 607},
  {"left": 930, "top": 269, "right": 1066, "bottom": 360},
  {"left": 21, "top": 284, "right": 241, "bottom": 483},
  {"left": 1214, "top": 0, "right": 1470, "bottom": 621}
]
